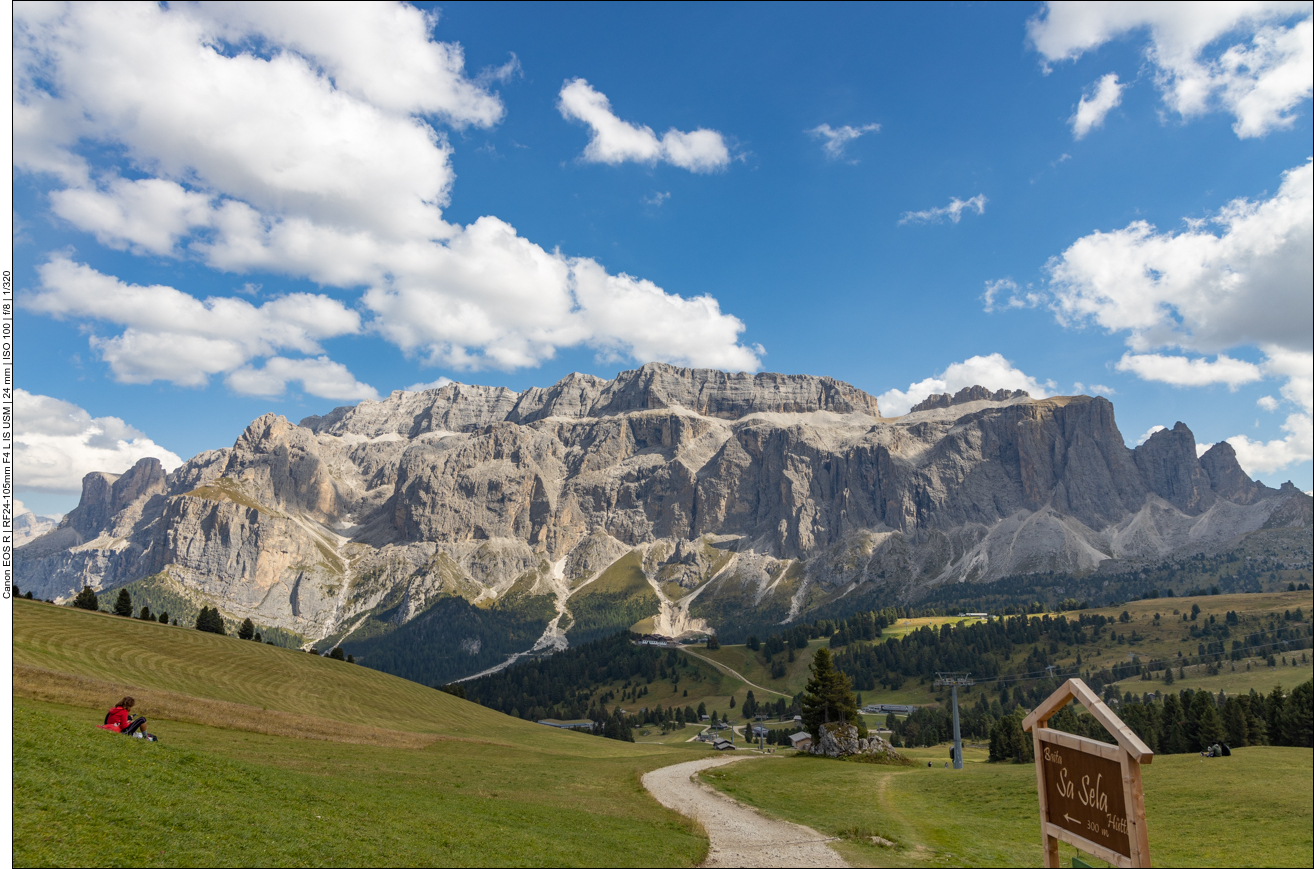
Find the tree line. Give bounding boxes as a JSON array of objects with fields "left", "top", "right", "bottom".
[
  {"left": 460, "top": 632, "right": 708, "bottom": 724},
  {"left": 65, "top": 585, "right": 355, "bottom": 660}
]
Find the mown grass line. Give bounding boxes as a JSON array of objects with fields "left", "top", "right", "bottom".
[
  {"left": 13, "top": 664, "right": 440, "bottom": 748},
  {"left": 13, "top": 601, "right": 711, "bottom": 867},
  {"left": 13, "top": 600, "right": 558, "bottom": 744},
  {"left": 15, "top": 702, "right": 706, "bottom": 868}
]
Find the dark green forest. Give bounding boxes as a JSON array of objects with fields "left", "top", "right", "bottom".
[
  {"left": 343, "top": 591, "right": 555, "bottom": 686},
  {"left": 887, "top": 680, "right": 1314, "bottom": 762}
]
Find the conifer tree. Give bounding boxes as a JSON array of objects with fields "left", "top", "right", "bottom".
[
  {"left": 1282, "top": 681, "right": 1312, "bottom": 747},
  {"left": 158, "top": 611, "right": 169, "bottom": 624},
  {"left": 238, "top": 618, "right": 255, "bottom": 640},
  {"left": 1194, "top": 692, "right": 1225, "bottom": 748},
  {"left": 113, "top": 589, "right": 133, "bottom": 617},
  {"left": 801, "top": 647, "right": 861, "bottom": 740},
  {"left": 72, "top": 586, "right": 99, "bottom": 611},
  {"left": 139, "top": 605, "right": 152, "bottom": 621},
  {"left": 1223, "top": 697, "right": 1248, "bottom": 747},
  {"left": 195, "top": 606, "right": 226, "bottom": 635},
  {"left": 330, "top": 646, "right": 345, "bottom": 660}
]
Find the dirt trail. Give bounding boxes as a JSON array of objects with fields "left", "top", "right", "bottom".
[
  {"left": 642, "top": 755, "right": 848, "bottom": 868},
  {"left": 680, "top": 649, "right": 791, "bottom": 698}
]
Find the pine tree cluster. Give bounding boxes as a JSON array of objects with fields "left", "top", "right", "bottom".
[{"left": 195, "top": 607, "right": 225, "bottom": 635}]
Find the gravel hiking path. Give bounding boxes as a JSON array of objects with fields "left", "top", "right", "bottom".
[{"left": 642, "top": 755, "right": 848, "bottom": 868}]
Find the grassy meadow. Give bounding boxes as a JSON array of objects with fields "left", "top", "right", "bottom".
[
  {"left": 672, "top": 589, "right": 1314, "bottom": 716},
  {"left": 13, "top": 587, "right": 1311, "bottom": 867},
  {"left": 701, "top": 743, "right": 1313, "bottom": 868},
  {"left": 575, "top": 588, "right": 1313, "bottom": 747},
  {"left": 11, "top": 600, "right": 705, "bottom": 868}
]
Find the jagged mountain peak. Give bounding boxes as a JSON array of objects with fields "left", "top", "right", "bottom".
[
  {"left": 908, "top": 385, "right": 1031, "bottom": 414},
  {"left": 300, "top": 362, "right": 882, "bottom": 438},
  {"left": 18, "top": 365, "right": 1309, "bottom": 684}
]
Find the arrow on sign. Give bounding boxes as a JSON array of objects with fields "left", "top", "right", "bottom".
[{"left": 1064, "top": 814, "right": 1080, "bottom": 825}]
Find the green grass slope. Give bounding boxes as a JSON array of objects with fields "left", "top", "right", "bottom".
[
  {"left": 702, "top": 744, "right": 1313, "bottom": 867},
  {"left": 568, "top": 551, "right": 660, "bottom": 644},
  {"left": 11, "top": 600, "right": 705, "bottom": 867}
]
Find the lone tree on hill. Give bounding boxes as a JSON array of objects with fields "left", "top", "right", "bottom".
[
  {"left": 801, "top": 647, "right": 863, "bottom": 741},
  {"left": 73, "top": 586, "right": 99, "bottom": 611},
  {"left": 113, "top": 589, "right": 134, "bottom": 617},
  {"left": 706, "top": 635, "right": 720, "bottom": 650},
  {"left": 138, "top": 605, "right": 152, "bottom": 621},
  {"left": 238, "top": 618, "right": 255, "bottom": 640},
  {"left": 329, "top": 646, "right": 345, "bottom": 660},
  {"left": 158, "top": 611, "right": 169, "bottom": 624},
  {"left": 195, "top": 606, "right": 226, "bottom": 635}
]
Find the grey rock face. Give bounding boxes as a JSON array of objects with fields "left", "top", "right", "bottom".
[
  {"left": 17, "top": 364, "right": 1304, "bottom": 658},
  {"left": 909, "top": 386, "right": 1030, "bottom": 413},
  {"left": 1199, "top": 441, "right": 1264, "bottom": 505},
  {"left": 810, "top": 723, "right": 903, "bottom": 761},
  {"left": 1132, "top": 422, "right": 1215, "bottom": 515}
]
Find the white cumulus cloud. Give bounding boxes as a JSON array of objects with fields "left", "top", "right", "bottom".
[
  {"left": 16, "top": 389, "right": 183, "bottom": 493},
  {"left": 225, "top": 357, "right": 378, "bottom": 402},
  {"left": 14, "top": 3, "right": 760, "bottom": 378},
  {"left": 899, "top": 194, "right": 987, "bottom": 226},
  {"left": 806, "top": 123, "right": 880, "bottom": 160},
  {"left": 1227, "top": 412, "right": 1313, "bottom": 475},
  {"left": 1047, "top": 159, "right": 1313, "bottom": 476},
  {"left": 27, "top": 256, "right": 368, "bottom": 397},
  {"left": 558, "top": 78, "right": 731, "bottom": 173},
  {"left": 1114, "top": 353, "right": 1264, "bottom": 388},
  {"left": 878, "top": 353, "right": 1054, "bottom": 416},
  {"left": 1071, "top": 73, "right": 1124, "bottom": 138},
  {"left": 1030, "top": 2, "right": 1313, "bottom": 138},
  {"left": 1048, "top": 160, "right": 1312, "bottom": 355}
]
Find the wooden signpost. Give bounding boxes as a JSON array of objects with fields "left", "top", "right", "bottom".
[{"left": 1022, "top": 678, "right": 1153, "bottom": 868}]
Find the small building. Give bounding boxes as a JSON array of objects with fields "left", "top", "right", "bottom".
[
  {"left": 712, "top": 737, "right": 736, "bottom": 751},
  {"left": 867, "top": 704, "right": 917, "bottom": 715},
  {"left": 788, "top": 732, "right": 813, "bottom": 751},
  {"left": 750, "top": 725, "right": 769, "bottom": 738},
  {"left": 537, "top": 719, "right": 593, "bottom": 730}
]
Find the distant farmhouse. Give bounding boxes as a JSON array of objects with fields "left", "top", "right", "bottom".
[{"left": 788, "top": 732, "right": 813, "bottom": 751}]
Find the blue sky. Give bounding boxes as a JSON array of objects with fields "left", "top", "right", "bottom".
[{"left": 12, "top": 1, "right": 1313, "bottom": 515}]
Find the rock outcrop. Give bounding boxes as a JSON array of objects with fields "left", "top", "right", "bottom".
[
  {"left": 810, "top": 723, "right": 904, "bottom": 762},
  {"left": 16, "top": 363, "right": 1308, "bottom": 676}
]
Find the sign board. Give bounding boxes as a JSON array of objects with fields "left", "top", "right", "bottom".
[{"left": 1022, "top": 679, "right": 1152, "bottom": 869}]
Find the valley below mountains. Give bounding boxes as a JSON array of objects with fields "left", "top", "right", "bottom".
[{"left": 18, "top": 363, "right": 1311, "bottom": 683}]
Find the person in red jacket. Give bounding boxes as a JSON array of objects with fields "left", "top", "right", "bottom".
[{"left": 98, "top": 696, "right": 155, "bottom": 740}]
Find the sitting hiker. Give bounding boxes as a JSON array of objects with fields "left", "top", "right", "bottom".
[{"left": 99, "top": 697, "right": 156, "bottom": 740}]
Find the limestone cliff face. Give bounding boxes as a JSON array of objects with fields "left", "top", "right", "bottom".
[{"left": 17, "top": 363, "right": 1306, "bottom": 666}]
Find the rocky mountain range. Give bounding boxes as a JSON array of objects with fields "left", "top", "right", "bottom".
[{"left": 18, "top": 363, "right": 1309, "bottom": 681}]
